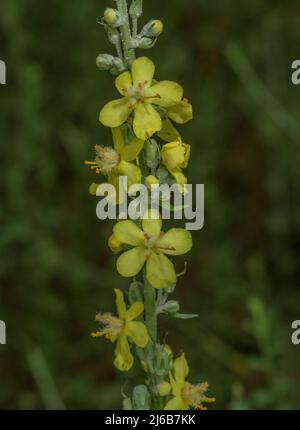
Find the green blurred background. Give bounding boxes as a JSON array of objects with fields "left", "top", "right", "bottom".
[{"left": 1, "top": 0, "right": 300, "bottom": 410}]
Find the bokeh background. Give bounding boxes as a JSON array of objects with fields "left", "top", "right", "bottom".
[{"left": 1, "top": 0, "right": 300, "bottom": 410}]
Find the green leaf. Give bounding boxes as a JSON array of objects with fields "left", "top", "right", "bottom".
[{"left": 173, "top": 312, "right": 199, "bottom": 320}]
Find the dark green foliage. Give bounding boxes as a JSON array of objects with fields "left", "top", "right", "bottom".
[{"left": 0, "top": 0, "right": 299, "bottom": 409}]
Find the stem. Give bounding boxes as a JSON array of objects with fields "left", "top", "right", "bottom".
[
  {"left": 143, "top": 272, "right": 157, "bottom": 342},
  {"left": 132, "top": 17, "right": 138, "bottom": 38},
  {"left": 116, "top": 0, "right": 136, "bottom": 67}
]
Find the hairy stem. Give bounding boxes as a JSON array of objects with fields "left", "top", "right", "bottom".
[
  {"left": 144, "top": 273, "right": 157, "bottom": 342},
  {"left": 116, "top": 0, "right": 136, "bottom": 67}
]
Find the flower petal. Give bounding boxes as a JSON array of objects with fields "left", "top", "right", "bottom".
[
  {"left": 99, "top": 98, "right": 131, "bottom": 128},
  {"left": 117, "top": 161, "right": 142, "bottom": 187},
  {"left": 114, "top": 289, "right": 127, "bottom": 319},
  {"left": 119, "top": 137, "right": 144, "bottom": 162},
  {"left": 151, "top": 81, "right": 183, "bottom": 107},
  {"left": 108, "top": 234, "right": 125, "bottom": 253},
  {"left": 133, "top": 103, "right": 162, "bottom": 140},
  {"left": 146, "top": 252, "right": 176, "bottom": 289},
  {"left": 132, "top": 57, "right": 155, "bottom": 87},
  {"left": 174, "top": 353, "right": 189, "bottom": 382},
  {"left": 108, "top": 170, "right": 126, "bottom": 204},
  {"left": 167, "top": 100, "right": 193, "bottom": 124},
  {"left": 113, "top": 221, "right": 144, "bottom": 246},
  {"left": 164, "top": 396, "right": 187, "bottom": 410},
  {"left": 111, "top": 127, "right": 124, "bottom": 153},
  {"left": 125, "top": 302, "right": 144, "bottom": 321},
  {"left": 156, "top": 228, "right": 192, "bottom": 256},
  {"left": 117, "top": 247, "right": 147, "bottom": 277},
  {"left": 157, "top": 119, "right": 181, "bottom": 142},
  {"left": 115, "top": 71, "right": 132, "bottom": 96},
  {"left": 142, "top": 210, "right": 162, "bottom": 238},
  {"left": 114, "top": 333, "right": 133, "bottom": 371},
  {"left": 125, "top": 321, "right": 149, "bottom": 347},
  {"left": 170, "top": 169, "right": 188, "bottom": 191}
]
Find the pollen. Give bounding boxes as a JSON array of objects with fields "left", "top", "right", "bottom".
[
  {"left": 85, "top": 145, "right": 120, "bottom": 175},
  {"left": 94, "top": 312, "right": 124, "bottom": 342},
  {"left": 182, "top": 382, "right": 216, "bottom": 410}
]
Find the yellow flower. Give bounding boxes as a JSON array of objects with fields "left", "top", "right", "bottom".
[
  {"left": 91, "top": 289, "right": 149, "bottom": 371},
  {"left": 165, "top": 353, "right": 216, "bottom": 410},
  {"left": 85, "top": 127, "right": 143, "bottom": 202},
  {"left": 161, "top": 139, "right": 190, "bottom": 190},
  {"left": 109, "top": 213, "right": 192, "bottom": 289},
  {"left": 99, "top": 57, "right": 183, "bottom": 140}
]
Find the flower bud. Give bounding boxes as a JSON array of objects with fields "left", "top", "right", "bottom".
[
  {"left": 145, "top": 175, "right": 159, "bottom": 188},
  {"left": 129, "top": 281, "right": 144, "bottom": 304},
  {"left": 96, "top": 54, "right": 114, "bottom": 71},
  {"left": 132, "top": 385, "right": 151, "bottom": 410},
  {"left": 157, "top": 382, "right": 171, "bottom": 396},
  {"left": 104, "top": 8, "right": 119, "bottom": 25},
  {"left": 161, "top": 140, "right": 190, "bottom": 171},
  {"left": 142, "top": 19, "right": 164, "bottom": 37},
  {"left": 143, "top": 139, "right": 160, "bottom": 170},
  {"left": 150, "top": 20, "right": 164, "bottom": 36},
  {"left": 162, "top": 300, "right": 180, "bottom": 315},
  {"left": 129, "top": 0, "right": 143, "bottom": 19},
  {"left": 164, "top": 344, "right": 173, "bottom": 358}
]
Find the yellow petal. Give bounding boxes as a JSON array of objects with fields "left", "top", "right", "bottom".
[
  {"left": 170, "top": 169, "right": 188, "bottom": 191},
  {"left": 142, "top": 210, "right": 162, "bottom": 238},
  {"left": 117, "top": 247, "right": 146, "bottom": 277},
  {"left": 111, "top": 127, "right": 124, "bottom": 153},
  {"left": 125, "top": 302, "right": 144, "bottom": 321},
  {"left": 146, "top": 252, "right": 176, "bottom": 289},
  {"left": 113, "top": 221, "right": 144, "bottom": 246},
  {"left": 114, "top": 334, "right": 133, "bottom": 371},
  {"left": 115, "top": 71, "right": 132, "bottom": 96},
  {"left": 150, "top": 81, "right": 183, "bottom": 107},
  {"left": 119, "top": 137, "right": 144, "bottom": 162},
  {"left": 169, "top": 373, "right": 184, "bottom": 397},
  {"left": 167, "top": 100, "right": 193, "bottom": 124},
  {"left": 117, "top": 161, "right": 142, "bottom": 187},
  {"left": 99, "top": 98, "right": 131, "bottom": 128},
  {"left": 133, "top": 103, "right": 162, "bottom": 140},
  {"left": 114, "top": 289, "right": 127, "bottom": 319},
  {"left": 108, "top": 233, "right": 124, "bottom": 253},
  {"left": 174, "top": 353, "right": 189, "bottom": 382},
  {"left": 108, "top": 170, "right": 126, "bottom": 204},
  {"left": 157, "top": 119, "right": 181, "bottom": 142},
  {"left": 125, "top": 321, "right": 149, "bottom": 348},
  {"left": 164, "top": 396, "right": 187, "bottom": 410},
  {"left": 132, "top": 57, "right": 155, "bottom": 87},
  {"left": 156, "top": 228, "right": 192, "bottom": 256}
]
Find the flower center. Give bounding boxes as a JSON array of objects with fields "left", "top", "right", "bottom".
[
  {"left": 85, "top": 145, "right": 120, "bottom": 175},
  {"left": 124, "top": 81, "right": 161, "bottom": 109},
  {"left": 93, "top": 313, "right": 124, "bottom": 342},
  {"left": 182, "top": 382, "right": 210, "bottom": 410}
]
